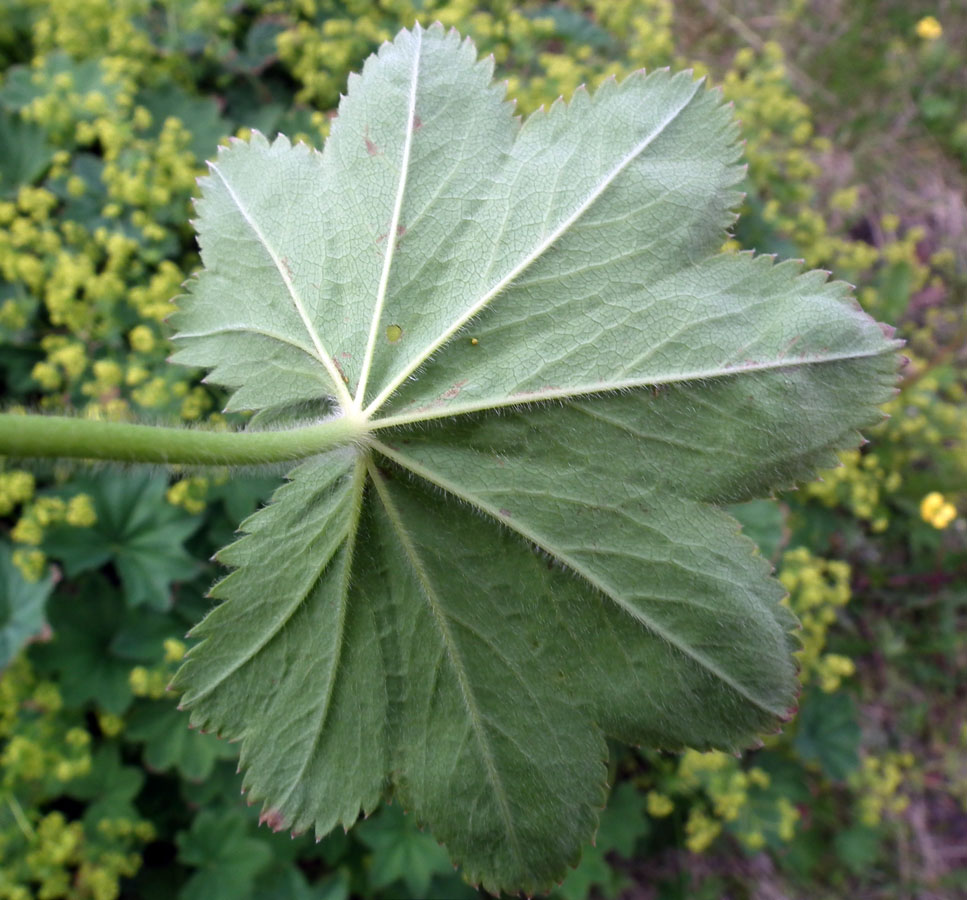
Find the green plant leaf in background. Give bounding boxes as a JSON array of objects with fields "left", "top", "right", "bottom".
[
  {"left": 0, "top": 110, "right": 55, "bottom": 196},
  {"left": 793, "top": 689, "right": 862, "bottom": 781},
  {"left": 126, "top": 699, "right": 238, "bottom": 781},
  {"left": 43, "top": 475, "right": 200, "bottom": 611},
  {"left": 176, "top": 809, "right": 274, "bottom": 900},
  {"left": 555, "top": 781, "right": 650, "bottom": 900},
  {"left": 31, "top": 577, "right": 175, "bottom": 713},
  {"left": 356, "top": 803, "right": 453, "bottom": 896},
  {"left": 169, "top": 25, "right": 899, "bottom": 893},
  {"left": 728, "top": 499, "right": 787, "bottom": 563},
  {"left": 66, "top": 744, "right": 145, "bottom": 826},
  {"left": 0, "top": 539, "right": 53, "bottom": 667}
]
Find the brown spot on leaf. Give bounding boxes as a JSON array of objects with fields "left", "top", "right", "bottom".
[
  {"left": 499, "top": 508, "right": 511, "bottom": 517},
  {"left": 332, "top": 358, "right": 351, "bottom": 385},
  {"left": 413, "top": 115, "right": 423, "bottom": 130},
  {"left": 365, "top": 136, "right": 379, "bottom": 156},
  {"left": 442, "top": 379, "right": 468, "bottom": 400}
]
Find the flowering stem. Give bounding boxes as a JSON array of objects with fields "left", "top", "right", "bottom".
[{"left": 0, "top": 413, "right": 361, "bottom": 466}]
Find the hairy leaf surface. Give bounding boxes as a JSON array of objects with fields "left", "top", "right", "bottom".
[{"left": 170, "top": 24, "right": 899, "bottom": 894}]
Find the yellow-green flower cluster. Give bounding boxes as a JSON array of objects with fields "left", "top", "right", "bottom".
[
  {"left": 0, "top": 472, "right": 35, "bottom": 517},
  {"left": 882, "top": 372, "right": 966, "bottom": 497},
  {"left": 165, "top": 477, "right": 209, "bottom": 515},
  {"left": 9, "top": 494, "right": 95, "bottom": 544},
  {"left": 129, "top": 639, "right": 185, "bottom": 701},
  {"left": 849, "top": 752, "right": 914, "bottom": 826},
  {"left": 779, "top": 548, "right": 855, "bottom": 692},
  {"left": 920, "top": 491, "right": 957, "bottom": 529},
  {"left": 804, "top": 448, "right": 900, "bottom": 532},
  {"left": 128, "top": 666, "right": 169, "bottom": 701},
  {"left": 277, "top": 14, "right": 392, "bottom": 109},
  {"left": 0, "top": 655, "right": 154, "bottom": 900},
  {"left": 8, "top": 493, "right": 95, "bottom": 581},
  {"left": 0, "top": 808, "right": 146, "bottom": 900},
  {"left": 100, "top": 116, "right": 198, "bottom": 227},
  {"left": 1, "top": 658, "right": 90, "bottom": 791},
  {"left": 639, "top": 748, "right": 798, "bottom": 853}
]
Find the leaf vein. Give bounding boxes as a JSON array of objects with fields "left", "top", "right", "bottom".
[
  {"left": 363, "top": 77, "right": 703, "bottom": 415},
  {"left": 207, "top": 160, "right": 353, "bottom": 408},
  {"left": 372, "top": 440, "right": 784, "bottom": 717}
]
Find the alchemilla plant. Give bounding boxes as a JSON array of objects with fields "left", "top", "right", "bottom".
[{"left": 0, "top": 24, "right": 900, "bottom": 895}]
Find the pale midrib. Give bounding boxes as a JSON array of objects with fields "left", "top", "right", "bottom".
[
  {"left": 185, "top": 467, "right": 358, "bottom": 705},
  {"left": 361, "top": 77, "right": 703, "bottom": 417},
  {"left": 354, "top": 26, "right": 423, "bottom": 410},
  {"left": 273, "top": 455, "right": 368, "bottom": 818},
  {"left": 368, "top": 344, "right": 898, "bottom": 431},
  {"left": 371, "top": 439, "right": 784, "bottom": 718},
  {"left": 366, "top": 459, "right": 525, "bottom": 867},
  {"left": 208, "top": 160, "right": 354, "bottom": 409},
  {"left": 175, "top": 324, "right": 328, "bottom": 371}
]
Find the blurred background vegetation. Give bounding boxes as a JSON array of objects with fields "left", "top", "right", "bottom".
[{"left": 0, "top": 1, "right": 964, "bottom": 898}]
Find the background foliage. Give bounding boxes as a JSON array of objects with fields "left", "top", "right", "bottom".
[{"left": 0, "top": 1, "right": 963, "bottom": 898}]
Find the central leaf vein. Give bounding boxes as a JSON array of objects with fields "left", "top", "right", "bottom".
[
  {"left": 354, "top": 25, "right": 423, "bottom": 409},
  {"left": 362, "top": 77, "right": 703, "bottom": 416},
  {"left": 369, "top": 344, "right": 897, "bottom": 430},
  {"left": 273, "top": 455, "right": 368, "bottom": 814},
  {"left": 371, "top": 440, "right": 783, "bottom": 717},
  {"left": 366, "top": 459, "right": 525, "bottom": 867},
  {"left": 207, "top": 160, "right": 354, "bottom": 409}
]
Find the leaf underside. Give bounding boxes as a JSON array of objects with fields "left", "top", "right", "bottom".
[{"left": 170, "top": 24, "right": 899, "bottom": 895}]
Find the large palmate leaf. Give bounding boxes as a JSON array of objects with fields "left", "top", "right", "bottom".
[{"left": 169, "top": 24, "right": 899, "bottom": 894}]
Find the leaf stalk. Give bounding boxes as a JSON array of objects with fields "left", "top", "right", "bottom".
[{"left": 0, "top": 413, "right": 362, "bottom": 466}]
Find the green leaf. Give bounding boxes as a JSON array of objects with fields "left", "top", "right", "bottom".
[
  {"left": 43, "top": 475, "right": 201, "bottom": 611},
  {"left": 31, "top": 576, "right": 172, "bottom": 713},
  {"left": 834, "top": 824, "right": 883, "bottom": 874},
  {"left": 126, "top": 699, "right": 237, "bottom": 781},
  {"left": 66, "top": 744, "right": 145, "bottom": 826},
  {"left": 356, "top": 804, "right": 453, "bottom": 896},
  {"left": 137, "top": 84, "right": 230, "bottom": 162},
  {"left": 251, "top": 867, "right": 349, "bottom": 900},
  {"left": 170, "top": 25, "right": 899, "bottom": 893},
  {"left": 793, "top": 689, "right": 862, "bottom": 781},
  {"left": 0, "top": 52, "right": 122, "bottom": 116},
  {"left": 176, "top": 809, "right": 274, "bottom": 900},
  {"left": 32, "top": 583, "right": 135, "bottom": 713},
  {"left": 594, "top": 781, "right": 650, "bottom": 858},
  {"left": 0, "top": 539, "right": 52, "bottom": 667},
  {"left": 553, "top": 847, "right": 618, "bottom": 900},
  {"left": 0, "top": 110, "right": 55, "bottom": 195},
  {"left": 553, "top": 781, "right": 648, "bottom": 900},
  {"left": 728, "top": 499, "right": 786, "bottom": 562}
]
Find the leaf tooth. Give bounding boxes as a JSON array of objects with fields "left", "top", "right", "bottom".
[{"left": 258, "top": 808, "right": 286, "bottom": 832}]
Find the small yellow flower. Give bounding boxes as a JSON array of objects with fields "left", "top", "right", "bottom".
[
  {"left": 920, "top": 492, "right": 957, "bottom": 529},
  {"left": 915, "top": 16, "right": 942, "bottom": 40},
  {"left": 646, "top": 791, "right": 675, "bottom": 817},
  {"left": 163, "top": 637, "right": 187, "bottom": 663},
  {"left": 684, "top": 808, "right": 721, "bottom": 853},
  {"left": 97, "top": 711, "right": 124, "bottom": 737},
  {"left": 128, "top": 324, "right": 155, "bottom": 353},
  {"left": 66, "top": 494, "right": 98, "bottom": 527},
  {"left": 12, "top": 548, "right": 46, "bottom": 582}
]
